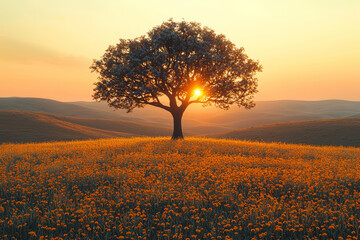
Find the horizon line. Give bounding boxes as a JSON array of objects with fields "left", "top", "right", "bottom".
[{"left": 1, "top": 96, "right": 360, "bottom": 103}]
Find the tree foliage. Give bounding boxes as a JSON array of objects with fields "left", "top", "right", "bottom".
[{"left": 91, "top": 19, "right": 262, "bottom": 139}]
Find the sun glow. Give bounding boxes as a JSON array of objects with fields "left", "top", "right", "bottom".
[{"left": 194, "top": 89, "right": 201, "bottom": 97}]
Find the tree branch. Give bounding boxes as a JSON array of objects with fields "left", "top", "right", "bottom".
[
  {"left": 147, "top": 102, "right": 171, "bottom": 112},
  {"left": 188, "top": 98, "right": 211, "bottom": 105}
]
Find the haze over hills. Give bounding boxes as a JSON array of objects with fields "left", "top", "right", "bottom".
[
  {"left": 198, "top": 100, "right": 360, "bottom": 130},
  {"left": 1, "top": 97, "right": 360, "bottom": 135},
  {"left": 69, "top": 99, "right": 360, "bottom": 134},
  {"left": 348, "top": 113, "right": 360, "bottom": 118},
  {"left": 0, "top": 110, "right": 171, "bottom": 144},
  {"left": 208, "top": 118, "right": 360, "bottom": 147},
  {"left": 0, "top": 97, "right": 145, "bottom": 122}
]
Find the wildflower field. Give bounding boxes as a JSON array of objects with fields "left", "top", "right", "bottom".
[{"left": 1, "top": 137, "right": 360, "bottom": 240}]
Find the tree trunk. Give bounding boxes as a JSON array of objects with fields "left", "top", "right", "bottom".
[{"left": 171, "top": 110, "right": 184, "bottom": 140}]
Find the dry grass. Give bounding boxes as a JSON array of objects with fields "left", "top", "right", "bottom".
[{"left": 0, "top": 137, "right": 359, "bottom": 239}]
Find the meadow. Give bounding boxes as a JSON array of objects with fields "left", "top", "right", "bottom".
[{"left": 0, "top": 137, "right": 359, "bottom": 239}]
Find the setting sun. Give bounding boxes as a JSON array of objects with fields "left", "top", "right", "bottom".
[{"left": 194, "top": 89, "right": 201, "bottom": 97}]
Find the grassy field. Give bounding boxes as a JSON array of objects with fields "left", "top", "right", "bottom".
[{"left": 0, "top": 138, "right": 360, "bottom": 239}]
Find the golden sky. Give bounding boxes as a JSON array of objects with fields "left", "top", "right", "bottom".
[{"left": 0, "top": 0, "right": 359, "bottom": 101}]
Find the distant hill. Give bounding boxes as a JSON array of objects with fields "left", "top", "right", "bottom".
[
  {"left": 208, "top": 118, "right": 360, "bottom": 147},
  {"left": 70, "top": 99, "right": 360, "bottom": 135},
  {"left": 1, "top": 97, "right": 360, "bottom": 135},
  {"left": 348, "top": 113, "right": 360, "bottom": 118},
  {"left": 0, "top": 97, "right": 145, "bottom": 122},
  {"left": 0, "top": 110, "right": 171, "bottom": 144},
  {"left": 201, "top": 100, "right": 360, "bottom": 129}
]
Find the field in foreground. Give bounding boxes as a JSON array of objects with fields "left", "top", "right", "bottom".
[{"left": 1, "top": 138, "right": 360, "bottom": 239}]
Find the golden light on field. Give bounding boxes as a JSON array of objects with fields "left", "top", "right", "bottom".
[{"left": 0, "top": 137, "right": 360, "bottom": 239}]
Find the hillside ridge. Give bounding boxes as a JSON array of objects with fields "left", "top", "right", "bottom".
[
  {"left": 0, "top": 110, "right": 171, "bottom": 144},
  {"left": 208, "top": 117, "right": 360, "bottom": 147},
  {"left": 1, "top": 97, "right": 360, "bottom": 135}
]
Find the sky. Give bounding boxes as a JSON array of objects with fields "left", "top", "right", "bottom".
[{"left": 0, "top": 0, "right": 359, "bottom": 102}]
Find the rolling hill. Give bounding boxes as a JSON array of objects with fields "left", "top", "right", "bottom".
[
  {"left": 208, "top": 118, "right": 360, "bottom": 147},
  {"left": 348, "top": 113, "right": 360, "bottom": 118},
  {"left": 72, "top": 99, "right": 360, "bottom": 132},
  {"left": 0, "top": 97, "right": 145, "bottom": 122},
  {"left": 1, "top": 97, "right": 360, "bottom": 135},
  {"left": 199, "top": 99, "right": 360, "bottom": 129},
  {"left": 0, "top": 110, "right": 172, "bottom": 144}
]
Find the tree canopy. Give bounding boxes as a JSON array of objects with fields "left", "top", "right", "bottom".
[{"left": 91, "top": 19, "right": 262, "bottom": 139}]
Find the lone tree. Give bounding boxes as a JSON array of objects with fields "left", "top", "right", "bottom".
[{"left": 91, "top": 19, "right": 262, "bottom": 139}]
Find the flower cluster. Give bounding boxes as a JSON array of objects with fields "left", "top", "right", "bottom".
[{"left": 0, "top": 137, "right": 359, "bottom": 239}]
